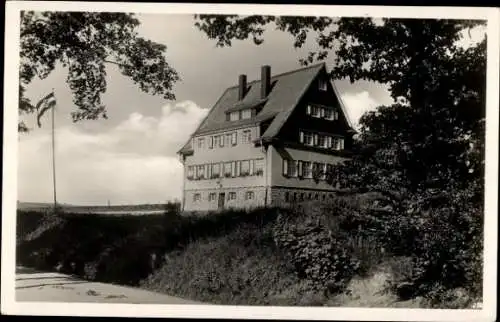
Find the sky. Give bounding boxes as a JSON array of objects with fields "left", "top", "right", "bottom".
[{"left": 17, "top": 14, "right": 485, "bottom": 205}]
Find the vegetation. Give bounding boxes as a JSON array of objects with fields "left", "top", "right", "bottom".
[{"left": 19, "top": 12, "right": 179, "bottom": 131}]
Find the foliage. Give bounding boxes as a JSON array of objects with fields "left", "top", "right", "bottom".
[
  {"left": 19, "top": 11, "right": 179, "bottom": 131},
  {"left": 16, "top": 206, "right": 280, "bottom": 285},
  {"left": 273, "top": 215, "right": 360, "bottom": 294}
]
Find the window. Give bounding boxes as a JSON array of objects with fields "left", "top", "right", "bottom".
[
  {"left": 213, "top": 136, "right": 219, "bottom": 148},
  {"left": 245, "top": 191, "right": 255, "bottom": 200},
  {"left": 285, "top": 192, "right": 290, "bottom": 202},
  {"left": 193, "top": 193, "right": 201, "bottom": 202},
  {"left": 332, "top": 137, "right": 345, "bottom": 150},
  {"left": 219, "top": 135, "right": 224, "bottom": 147},
  {"left": 212, "top": 163, "right": 220, "bottom": 178},
  {"left": 315, "top": 193, "right": 319, "bottom": 200},
  {"left": 241, "top": 160, "right": 251, "bottom": 176},
  {"left": 241, "top": 109, "right": 252, "bottom": 119},
  {"left": 187, "top": 166, "right": 194, "bottom": 179},
  {"left": 324, "top": 108, "right": 334, "bottom": 120},
  {"left": 198, "top": 138, "right": 205, "bottom": 149},
  {"left": 311, "top": 105, "right": 321, "bottom": 118},
  {"left": 224, "top": 162, "right": 232, "bottom": 177},
  {"left": 289, "top": 160, "right": 298, "bottom": 177},
  {"left": 242, "top": 130, "right": 252, "bottom": 144},
  {"left": 230, "top": 111, "right": 239, "bottom": 121},
  {"left": 303, "top": 161, "right": 312, "bottom": 178},
  {"left": 308, "top": 193, "right": 312, "bottom": 200},
  {"left": 197, "top": 165, "right": 206, "bottom": 179},
  {"left": 225, "top": 134, "right": 232, "bottom": 147},
  {"left": 321, "top": 163, "right": 327, "bottom": 180},
  {"left": 208, "top": 136, "right": 213, "bottom": 149},
  {"left": 254, "top": 159, "right": 264, "bottom": 176},
  {"left": 318, "top": 78, "right": 327, "bottom": 91},
  {"left": 228, "top": 192, "right": 237, "bottom": 200},
  {"left": 209, "top": 193, "right": 217, "bottom": 202},
  {"left": 302, "top": 131, "right": 313, "bottom": 146},
  {"left": 318, "top": 135, "right": 327, "bottom": 148},
  {"left": 231, "top": 132, "right": 237, "bottom": 146}
]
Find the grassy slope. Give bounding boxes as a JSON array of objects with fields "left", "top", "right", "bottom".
[{"left": 14, "top": 206, "right": 432, "bottom": 307}]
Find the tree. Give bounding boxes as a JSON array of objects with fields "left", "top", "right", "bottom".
[
  {"left": 19, "top": 11, "right": 180, "bottom": 132},
  {"left": 195, "top": 16, "right": 487, "bottom": 303}
]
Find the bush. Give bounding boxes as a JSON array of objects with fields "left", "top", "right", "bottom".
[{"left": 273, "top": 209, "right": 360, "bottom": 295}]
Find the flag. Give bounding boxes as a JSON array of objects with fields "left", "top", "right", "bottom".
[{"left": 36, "top": 92, "right": 56, "bottom": 128}]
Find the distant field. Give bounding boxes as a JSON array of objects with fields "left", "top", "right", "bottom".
[{"left": 17, "top": 202, "right": 173, "bottom": 214}]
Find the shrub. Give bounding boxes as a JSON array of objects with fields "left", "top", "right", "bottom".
[{"left": 272, "top": 210, "right": 360, "bottom": 294}]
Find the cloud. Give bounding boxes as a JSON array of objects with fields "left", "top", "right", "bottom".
[
  {"left": 340, "top": 91, "right": 381, "bottom": 129},
  {"left": 17, "top": 101, "right": 208, "bottom": 205}
]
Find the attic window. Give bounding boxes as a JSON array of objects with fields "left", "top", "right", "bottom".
[
  {"left": 318, "top": 79, "right": 327, "bottom": 91},
  {"left": 229, "top": 111, "right": 239, "bottom": 121},
  {"left": 241, "top": 109, "right": 252, "bottom": 120}
]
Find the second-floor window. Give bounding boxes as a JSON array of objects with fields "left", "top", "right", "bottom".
[
  {"left": 187, "top": 166, "right": 194, "bottom": 179},
  {"left": 198, "top": 138, "right": 205, "bottom": 149},
  {"left": 224, "top": 162, "right": 232, "bottom": 177},
  {"left": 300, "top": 131, "right": 314, "bottom": 146},
  {"left": 212, "top": 163, "right": 221, "bottom": 178},
  {"left": 241, "top": 160, "right": 251, "bottom": 176},
  {"left": 228, "top": 192, "right": 237, "bottom": 200},
  {"left": 193, "top": 193, "right": 201, "bottom": 202},
  {"left": 208, "top": 193, "right": 217, "bottom": 202}
]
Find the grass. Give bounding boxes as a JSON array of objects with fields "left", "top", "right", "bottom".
[{"left": 15, "top": 197, "right": 480, "bottom": 308}]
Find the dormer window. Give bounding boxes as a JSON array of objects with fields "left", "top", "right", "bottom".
[
  {"left": 229, "top": 111, "right": 239, "bottom": 121},
  {"left": 241, "top": 109, "right": 252, "bottom": 120},
  {"left": 318, "top": 78, "right": 327, "bottom": 91}
]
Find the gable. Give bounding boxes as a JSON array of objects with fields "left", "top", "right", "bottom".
[{"left": 273, "top": 67, "right": 356, "bottom": 143}]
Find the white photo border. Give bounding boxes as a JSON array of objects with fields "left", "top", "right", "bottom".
[{"left": 2, "top": 2, "right": 498, "bottom": 321}]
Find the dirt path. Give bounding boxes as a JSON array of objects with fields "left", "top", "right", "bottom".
[{"left": 15, "top": 267, "right": 203, "bottom": 304}]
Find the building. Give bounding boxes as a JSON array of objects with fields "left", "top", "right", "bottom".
[{"left": 177, "top": 62, "right": 356, "bottom": 211}]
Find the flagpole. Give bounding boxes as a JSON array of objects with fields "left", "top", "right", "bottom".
[{"left": 51, "top": 89, "right": 57, "bottom": 210}]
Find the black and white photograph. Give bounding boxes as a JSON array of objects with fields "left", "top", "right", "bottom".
[{"left": 2, "top": 2, "right": 498, "bottom": 321}]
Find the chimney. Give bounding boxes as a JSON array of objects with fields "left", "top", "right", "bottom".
[
  {"left": 261, "top": 65, "right": 271, "bottom": 98},
  {"left": 238, "top": 74, "right": 247, "bottom": 100}
]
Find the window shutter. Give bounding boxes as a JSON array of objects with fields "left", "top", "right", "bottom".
[
  {"left": 209, "top": 137, "right": 213, "bottom": 149},
  {"left": 300, "top": 131, "right": 304, "bottom": 143},
  {"left": 298, "top": 161, "right": 303, "bottom": 177},
  {"left": 232, "top": 132, "right": 237, "bottom": 145},
  {"left": 320, "top": 108, "right": 325, "bottom": 118},
  {"left": 314, "top": 134, "right": 319, "bottom": 146},
  {"left": 306, "top": 105, "right": 311, "bottom": 115},
  {"left": 328, "top": 136, "right": 332, "bottom": 148},
  {"left": 283, "top": 159, "right": 288, "bottom": 176},
  {"left": 249, "top": 159, "right": 254, "bottom": 175},
  {"left": 340, "top": 138, "right": 345, "bottom": 150},
  {"left": 220, "top": 135, "right": 224, "bottom": 147},
  {"left": 236, "top": 161, "right": 241, "bottom": 177},
  {"left": 207, "top": 164, "right": 212, "bottom": 178},
  {"left": 231, "top": 162, "right": 236, "bottom": 177}
]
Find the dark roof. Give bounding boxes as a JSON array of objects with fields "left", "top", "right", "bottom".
[{"left": 179, "top": 62, "right": 353, "bottom": 155}]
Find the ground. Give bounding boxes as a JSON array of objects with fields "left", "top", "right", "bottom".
[{"left": 15, "top": 267, "right": 203, "bottom": 304}]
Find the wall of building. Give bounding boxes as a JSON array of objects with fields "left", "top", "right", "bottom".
[
  {"left": 183, "top": 186, "right": 267, "bottom": 212},
  {"left": 184, "top": 125, "right": 267, "bottom": 191}
]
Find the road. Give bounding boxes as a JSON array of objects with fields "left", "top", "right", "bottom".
[{"left": 15, "top": 267, "right": 203, "bottom": 304}]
